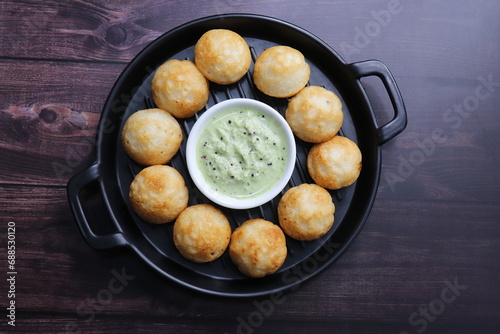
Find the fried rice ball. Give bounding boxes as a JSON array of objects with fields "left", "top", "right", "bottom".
[
  {"left": 253, "top": 45, "right": 310, "bottom": 98},
  {"left": 173, "top": 204, "right": 231, "bottom": 263},
  {"left": 151, "top": 59, "right": 209, "bottom": 118},
  {"left": 307, "top": 136, "right": 362, "bottom": 190},
  {"left": 194, "top": 29, "right": 251, "bottom": 85},
  {"left": 229, "top": 219, "right": 287, "bottom": 278},
  {"left": 286, "top": 86, "right": 344, "bottom": 143},
  {"left": 278, "top": 184, "right": 335, "bottom": 241},
  {"left": 129, "top": 165, "right": 189, "bottom": 224},
  {"left": 121, "top": 108, "right": 183, "bottom": 166}
]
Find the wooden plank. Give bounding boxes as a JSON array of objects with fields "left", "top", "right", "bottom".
[
  {"left": 1, "top": 0, "right": 166, "bottom": 63},
  {"left": 1, "top": 56, "right": 499, "bottom": 201},
  {"left": 1, "top": 185, "right": 499, "bottom": 324},
  {"left": 0, "top": 0, "right": 499, "bottom": 81},
  {"left": 5, "top": 314, "right": 500, "bottom": 334},
  {"left": 0, "top": 58, "right": 122, "bottom": 185},
  {"left": 0, "top": 0, "right": 306, "bottom": 63},
  {"left": 365, "top": 71, "right": 500, "bottom": 204}
]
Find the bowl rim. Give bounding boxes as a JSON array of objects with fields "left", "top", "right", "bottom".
[{"left": 186, "top": 98, "right": 297, "bottom": 210}]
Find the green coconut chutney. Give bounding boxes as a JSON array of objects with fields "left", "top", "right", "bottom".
[{"left": 196, "top": 107, "right": 289, "bottom": 199}]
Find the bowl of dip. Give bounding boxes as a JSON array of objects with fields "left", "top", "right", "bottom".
[{"left": 186, "top": 98, "right": 296, "bottom": 210}]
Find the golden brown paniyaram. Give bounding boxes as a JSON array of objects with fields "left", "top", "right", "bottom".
[
  {"left": 278, "top": 184, "right": 335, "bottom": 241},
  {"left": 151, "top": 59, "right": 209, "bottom": 118},
  {"left": 253, "top": 45, "right": 310, "bottom": 98},
  {"left": 194, "top": 29, "right": 251, "bottom": 85},
  {"left": 285, "top": 85, "right": 343, "bottom": 143},
  {"left": 121, "top": 108, "right": 183, "bottom": 166},
  {"left": 307, "top": 136, "right": 362, "bottom": 190},
  {"left": 229, "top": 219, "right": 287, "bottom": 278},
  {"left": 173, "top": 204, "right": 232, "bottom": 263},
  {"left": 129, "top": 165, "right": 189, "bottom": 224}
]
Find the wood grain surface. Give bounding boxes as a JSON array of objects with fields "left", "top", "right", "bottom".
[{"left": 1, "top": 0, "right": 499, "bottom": 333}]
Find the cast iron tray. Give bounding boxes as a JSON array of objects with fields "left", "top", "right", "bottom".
[{"left": 67, "top": 14, "right": 407, "bottom": 297}]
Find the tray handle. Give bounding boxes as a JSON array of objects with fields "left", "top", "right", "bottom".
[
  {"left": 67, "top": 163, "right": 129, "bottom": 250},
  {"left": 348, "top": 60, "right": 407, "bottom": 145}
]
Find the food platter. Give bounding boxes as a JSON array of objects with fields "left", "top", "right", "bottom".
[{"left": 67, "top": 14, "right": 407, "bottom": 297}]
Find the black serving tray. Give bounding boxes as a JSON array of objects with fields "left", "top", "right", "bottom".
[{"left": 68, "top": 14, "right": 406, "bottom": 297}]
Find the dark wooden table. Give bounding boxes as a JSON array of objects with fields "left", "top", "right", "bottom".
[{"left": 1, "top": 1, "right": 499, "bottom": 333}]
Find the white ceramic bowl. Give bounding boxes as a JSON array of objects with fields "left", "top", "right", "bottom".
[{"left": 186, "top": 98, "right": 296, "bottom": 210}]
